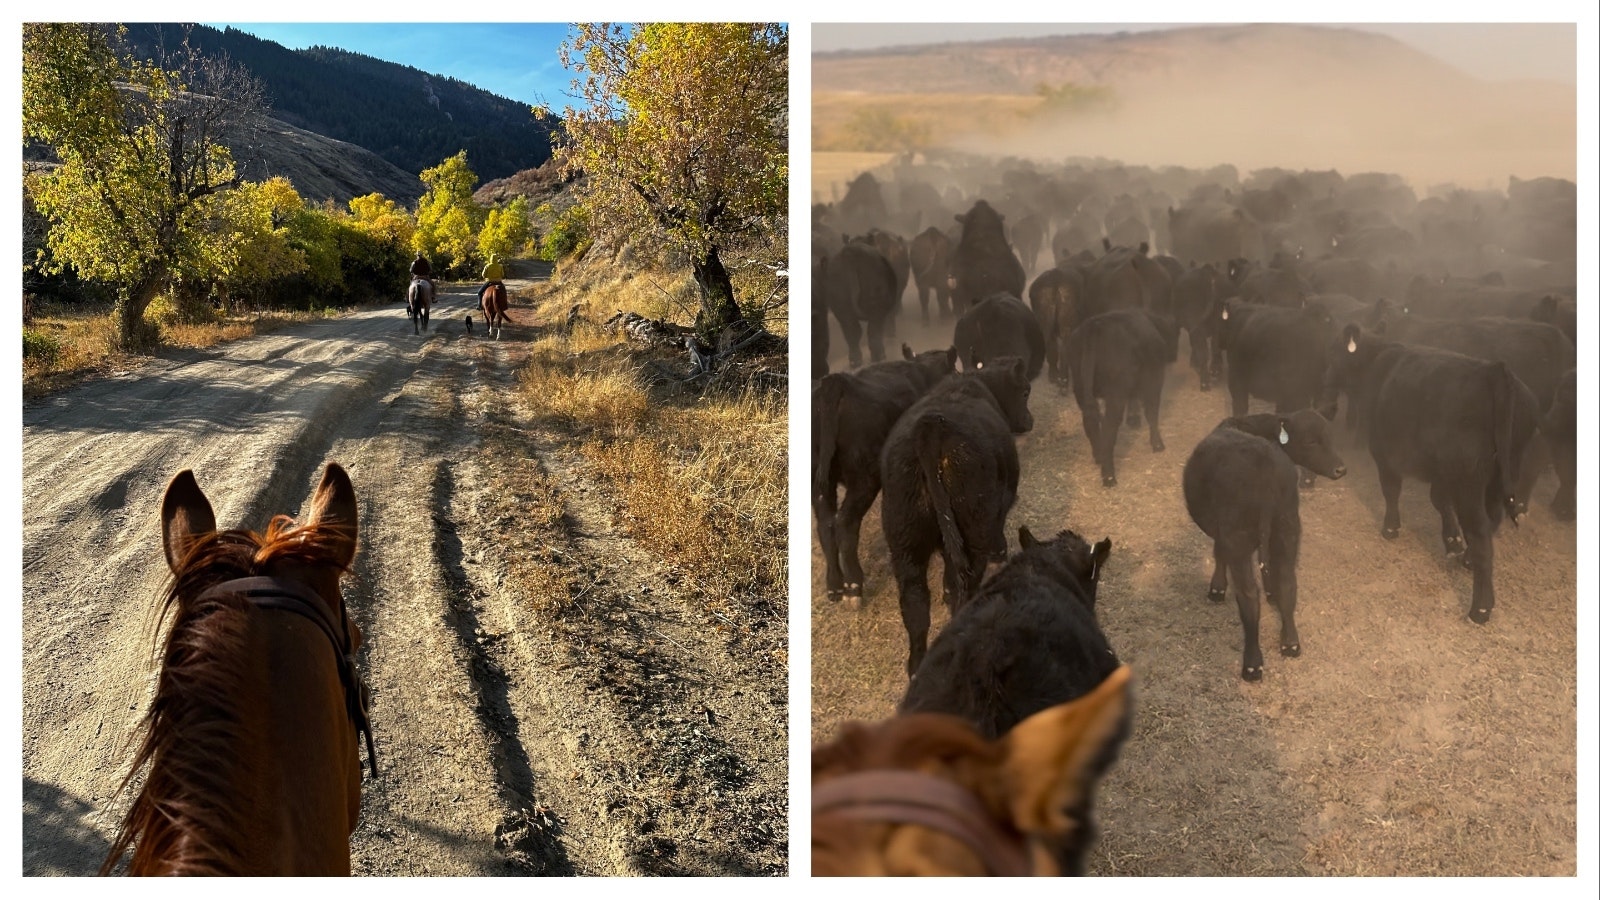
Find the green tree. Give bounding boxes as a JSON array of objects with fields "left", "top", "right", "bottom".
[
  {"left": 23, "top": 23, "right": 266, "bottom": 348},
  {"left": 556, "top": 23, "right": 787, "bottom": 341},
  {"left": 413, "top": 151, "right": 484, "bottom": 275}
]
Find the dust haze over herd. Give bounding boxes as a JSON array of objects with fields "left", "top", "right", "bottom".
[{"left": 813, "top": 23, "right": 1577, "bottom": 190}]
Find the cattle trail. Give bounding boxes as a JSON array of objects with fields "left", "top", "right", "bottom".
[{"left": 812, "top": 323, "right": 1576, "bottom": 875}]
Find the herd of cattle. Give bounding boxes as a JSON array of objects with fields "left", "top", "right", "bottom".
[{"left": 808, "top": 153, "right": 1578, "bottom": 875}]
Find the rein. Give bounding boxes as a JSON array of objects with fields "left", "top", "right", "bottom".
[
  {"left": 194, "top": 576, "right": 377, "bottom": 778},
  {"left": 812, "top": 769, "right": 1033, "bottom": 876}
]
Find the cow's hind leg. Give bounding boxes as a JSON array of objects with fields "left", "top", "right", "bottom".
[
  {"left": 865, "top": 316, "right": 887, "bottom": 364},
  {"left": 1141, "top": 367, "right": 1166, "bottom": 452},
  {"left": 1266, "top": 519, "right": 1302, "bottom": 658},
  {"left": 1207, "top": 543, "right": 1229, "bottom": 603},
  {"left": 814, "top": 486, "right": 845, "bottom": 603},
  {"left": 835, "top": 478, "right": 881, "bottom": 605},
  {"left": 1454, "top": 481, "right": 1497, "bottom": 624},
  {"left": 1099, "top": 393, "right": 1128, "bottom": 486},
  {"left": 1376, "top": 457, "right": 1404, "bottom": 539},
  {"left": 1429, "top": 480, "right": 1466, "bottom": 560},
  {"left": 893, "top": 548, "right": 936, "bottom": 677},
  {"left": 1224, "top": 545, "right": 1266, "bottom": 681}
]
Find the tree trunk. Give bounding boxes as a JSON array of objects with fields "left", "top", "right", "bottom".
[
  {"left": 691, "top": 245, "right": 743, "bottom": 341},
  {"left": 114, "top": 275, "right": 165, "bottom": 350}
]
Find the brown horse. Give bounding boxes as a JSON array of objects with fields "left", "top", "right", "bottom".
[
  {"left": 101, "top": 464, "right": 374, "bottom": 876},
  {"left": 481, "top": 281, "right": 511, "bottom": 339},
  {"left": 407, "top": 276, "right": 432, "bottom": 334},
  {"left": 811, "top": 665, "right": 1131, "bottom": 876}
]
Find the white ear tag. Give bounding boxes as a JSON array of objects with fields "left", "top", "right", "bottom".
[
  {"left": 1222, "top": 308, "right": 1229, "bottom": 320},
  {"left": 1347, "top": 337, "right": 1357, "bottom": 353},
  {"left": 1279, "top": 425, "right": 1289, "bottom": 445}
]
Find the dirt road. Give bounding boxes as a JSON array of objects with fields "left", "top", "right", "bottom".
[
  {"left": 811, "top": 316, "right": 1577, "bottom": 876},
  {"left": 22, "top": 272, "right": 788, "bottom": 876}
]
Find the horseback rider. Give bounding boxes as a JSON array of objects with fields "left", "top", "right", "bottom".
[
  {"left": 410, "top": 251, "right": 435, "bottom": 294},
  {"left": 477, "top": 253, "right": 505, "bottom": 313}
]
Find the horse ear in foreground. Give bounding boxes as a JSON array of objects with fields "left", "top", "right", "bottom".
[
  {"left": 103, "top": 463, "right": 372, "bottom": 876},
  {"left": 811, "top": 665, "right": 1132, "bottom": 876}
]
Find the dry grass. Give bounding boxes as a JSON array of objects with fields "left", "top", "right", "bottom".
[
  {"left": 516, "top": 266, "right": 788, "bottom": 605},
  {"left": 22, "top": 301, "right": 344, "bottom": 400}
]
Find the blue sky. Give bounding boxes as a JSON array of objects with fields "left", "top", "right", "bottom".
[{"left": 208, "top": 23, "right": 579, "bottom": 108}]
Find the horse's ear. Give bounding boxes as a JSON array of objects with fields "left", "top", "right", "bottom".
[
  {"left": 306, "top": 463, "right": 359, "bottom": 569},
  {"left": 1000, "top": 665, "right": 1132, "bottom": 837},
  {"left": 162, "top": 470, "right": 217, "bottom": 573}
]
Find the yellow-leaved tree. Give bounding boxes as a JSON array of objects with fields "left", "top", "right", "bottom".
[
  {"left": 22, "top": 23, "right": 266, "bottom": 348},
  {"left": 556, "top": 23, "right": 788, "bottom": 341},
  {"left": 413, "top": 151, "right": 484, "bottom": 276}
]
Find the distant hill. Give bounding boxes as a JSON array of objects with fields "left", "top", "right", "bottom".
[
  {"left": 813, "top": 23, "right": 1576, "bottom": 187},
  {"left": 119, "top": 23, "right": 557, "bottom": 188}
]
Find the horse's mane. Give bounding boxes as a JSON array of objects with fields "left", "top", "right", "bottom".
[
  {"left": 812, "top": 713, "right": 1003, "bottom": 781},
  {"left": 102, "top": 515, "right": 353, "bottom": 876}
]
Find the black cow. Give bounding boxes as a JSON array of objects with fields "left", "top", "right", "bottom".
[
  {"left": 1364, "top": 309, "right": 1575, "bottom": 514},
  {"left": 818, "top": 242, "right": 899, "bottom": 367},
  {"left": 900, "top": 527, "right": 1118, "bottom": 739},
  {"left": 1183, "top": 410, "right": 1347, "bottom": 681},
  {"left": 1215, "top": 298, "right": 1337, "bottom": 486},
  {"left": 813, "top": 345, "right": 958, "bottom": 605},
  {"left": 1324, "top": 326, "right": 1541, "bottom": 623},
  {"left": 1028, "top": 265, "right": 1090, "bottom": 385},
  {"left": 909, "top": 226, "right": 953, "bottom": 322},
  {"left": 1063, "top": 308, "right": 1179, "bottom": 487},
  {"left": 949, "top": 200, "right": 1026, "bottom": 317},
  {"left": 1171, "top": 262, "right": 1230, "bottom": 391},
  {"left": 953, "top": 292, "right": 1047, "bottom": 381},
  {"left": 881, "top": 357, "right": 1034, "bottom": 675}
]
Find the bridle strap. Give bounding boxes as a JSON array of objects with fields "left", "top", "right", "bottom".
[
  {"left": 195, "top": 576, "right": 378, "bottom": 778},
  {"left": 812, "top": 770, "right": 1033, "bottom": 876}
]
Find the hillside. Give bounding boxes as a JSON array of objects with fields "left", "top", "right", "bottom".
[
  {"left": 120, "top": 23, "right": 556, "bottom": 183},
  {"left": 813, "top": 24, "right": 1576, "bottom": 187}
]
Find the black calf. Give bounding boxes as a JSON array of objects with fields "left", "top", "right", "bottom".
[
  {"left": 1183, "top": 409, "right": 1347, "bottom": 681},
  {"left": 1063, "top": 308, "right": 1179, "bottom": 486},
  {"left": 813, "top": 345, "right": 958, "bottom": 604},
  {"left": 881, "top": 357, "right": 1034, "bottom": 676}
]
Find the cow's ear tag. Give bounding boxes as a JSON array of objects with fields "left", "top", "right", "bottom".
[
  {"left": 1347, "top": 337, "right": 1357, "bottom": 353},
  {"left": 1279, "top": 425, "right": 1289, "bottom": 445},
  {"left": 1221, "top": 308, "right": 1229, "bottom": 320}
]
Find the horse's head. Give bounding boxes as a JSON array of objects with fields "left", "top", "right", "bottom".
[
  {"left": 811, "top": 665, "right": 1132, "bottom": 876},
  {"left": 162, "top": 464, "right": 360, "bottom": 652}
]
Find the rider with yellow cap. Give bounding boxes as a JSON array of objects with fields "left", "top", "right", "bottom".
[{"left": 477, "top": 253, "right": 505, "bottom": 313}]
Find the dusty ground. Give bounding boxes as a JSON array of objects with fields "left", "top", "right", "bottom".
[
  {"left": 22, "top": 262, "right": 788, "bottom": 876},
  {"left": 810, "top": 311, "right": 1577, "bottom": 876}
]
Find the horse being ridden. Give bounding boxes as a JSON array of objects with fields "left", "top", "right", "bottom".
[
  {"left": 481, "top": 282, "right": 512, "bottom": 339},
  {"left": 407, "top": 277, "right": 433, "bottom": 334},
  {"left": 101, "top": 464, "right": 373, "bottom": 876}
]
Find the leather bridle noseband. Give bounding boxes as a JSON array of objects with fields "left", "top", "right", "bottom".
[
  {"left": 812, "top": 769, "right": 1033, "bottom": 876},
  {"left": 195, "top": 576, "right": 378, "bottom": 778}
]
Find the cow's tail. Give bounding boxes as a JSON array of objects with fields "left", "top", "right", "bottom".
[
  {"left": 1491, "top": 362, "right": 1519, "bottom": 525},
  {"left": 812, "top": 377, "right": 847, "bottom": 506},
  {"left": 915, "top": 415, "right": 967, "bottom": 603}
]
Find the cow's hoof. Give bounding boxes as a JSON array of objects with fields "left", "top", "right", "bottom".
[
  {"left": 1381, "top": 526, "right": 1400, "bottom": 540},
  {"left": 1241, "top": 665, "right": 1263, "bottom": 682},
  {"left": 1299, "top": 475, "right": 1316, "bottom": 490},
  {"left": 1151, "top": 437, "right": 1166, "bottom": 453},
  {"left": 826, "top": 589, "right": 845, "bottom": 603},
  {"left": 1281, "top": 642, "right": 1301, "bottom": 658},
  {"left": 1199, "top": 381, "right": 1211, "bottom": 392},
  {"left": 1444, "top": 535, "right": 1466, "bottom": 557},
  {"left": 1468, "top": 607, "right": 1492, "bottom": 625},
  {"left": 1102, "top": 475, "right": 1118, "bottom": 488},
  {"left": 1207, "top": 587, "right": 1227, "bottom": 604},
  {"left": 842, "top": 593, "right": 864, "bottom": 611}
]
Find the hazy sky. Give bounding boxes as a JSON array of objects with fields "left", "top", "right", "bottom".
[
  {"left": 209, "top": 23, "right": 580, "bottom": 108},
  {"left": 812, "top": 22, "right": 1578, "bottom": 85}
]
